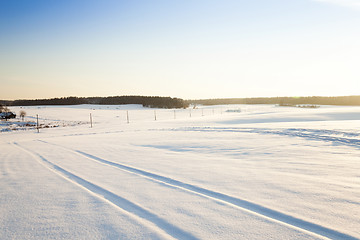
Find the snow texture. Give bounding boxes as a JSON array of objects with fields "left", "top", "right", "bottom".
[{"left": 1, "top": 104, "right": 360, "bottom": 239}]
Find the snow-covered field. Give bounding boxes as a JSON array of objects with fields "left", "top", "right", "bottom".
[{"left": 1, "top": 104, "right": 360, "bottom": 240}]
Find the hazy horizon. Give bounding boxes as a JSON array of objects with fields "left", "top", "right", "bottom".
[
  {"left": 3, "top": 94, "right": 360, "bottom": 103},
  {"left": 1, "top": 0, "right": 360, "bottom": 100}
]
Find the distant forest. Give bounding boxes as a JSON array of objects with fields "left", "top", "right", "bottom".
[
  {"left": 1, "top": 96, "right": 189, "bottom": 109},
  {"left": 2, "top": 95, "right": 360, "bottom": 108},
  {"left": 188, "top": 96, "right": 360, "bottom": 106}
]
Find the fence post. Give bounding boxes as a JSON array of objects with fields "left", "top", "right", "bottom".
[
  {"left": 36, "top": 114, "right": 39, "bottom": 133},
  {"left": 127, "top": 111, "right": 129, "bottom": 124},
  {"left": 154, "top": 110, "right": 157, "bottom": 121},
  {"left": 90, "top": 113, "right": 93, "bottom": 128},
  {"left": 174, "top": 110, "right": 176, "bottom": 119},
  {"left": 189, "top": 109, "right": 191, "bottom": 118}
]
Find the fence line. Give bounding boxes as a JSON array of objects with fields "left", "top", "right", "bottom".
[{"left": 23, "top": 106, "right": 242, "bottom": 132}]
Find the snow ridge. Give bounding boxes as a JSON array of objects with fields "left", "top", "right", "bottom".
[{"left": 168, "top": 127, "right": 360, "bottom": 149}]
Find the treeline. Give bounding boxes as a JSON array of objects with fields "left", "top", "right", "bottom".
[
  {"left": 4, "top": 96, "right": 189, "bottom": 109},
  {"left": 4, "top": 95, "right": 360, "bottom": 108},
  {"left": 188, "top": 96, "right": 360, "bottom": 106}
]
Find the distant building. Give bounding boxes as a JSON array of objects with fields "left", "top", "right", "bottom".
[{"left": 0, "top": 112, "right": 16, "bottom": 120}]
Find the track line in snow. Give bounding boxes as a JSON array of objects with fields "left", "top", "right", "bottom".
[
  {"left": 38, "top": 140, "right": 359, "bottom": 240},
  {"left": 13, "top": 142, "right": 199, "bottom": 240}
]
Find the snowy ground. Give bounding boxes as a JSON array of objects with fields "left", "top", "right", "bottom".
[{"left": 1, "top": 104, "right": 360, "bottom": 239}]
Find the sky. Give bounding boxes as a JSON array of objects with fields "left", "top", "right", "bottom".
[{"left": 1, "top": 0, "right": 360, "bottom": 100}]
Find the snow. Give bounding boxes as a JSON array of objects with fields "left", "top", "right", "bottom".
[{"left": 1, "top": 104, "right": 360, "bottom": 239}]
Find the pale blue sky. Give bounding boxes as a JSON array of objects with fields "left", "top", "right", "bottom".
[{"left": 1, "top": 0, "right": 360, "bottom": 100}]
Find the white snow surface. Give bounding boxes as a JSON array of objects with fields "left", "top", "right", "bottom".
[{"left": 1, "top": 104, "right": 360, "bottom": 239}]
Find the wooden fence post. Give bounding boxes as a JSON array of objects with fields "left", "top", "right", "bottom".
[{"left": 36, "top": 114, "right": 39, "bottom": 133}]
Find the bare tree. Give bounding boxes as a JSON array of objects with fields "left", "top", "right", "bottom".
[
  {"left": 3, "top": 106, "right": 10, "bottom": 113},
  {"left": 20, "top": 110, "right": 26, "bottom": 121},
  {"left": 0, "top": 104, "right": 9, "bottom": 113}
]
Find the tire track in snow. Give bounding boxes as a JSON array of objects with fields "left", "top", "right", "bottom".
[
  {"left": 13, "top": 142, "right": 199, "bottom": 240},
  {"left": 39, "top": 140, "right": 359, "bottom": 240}
]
